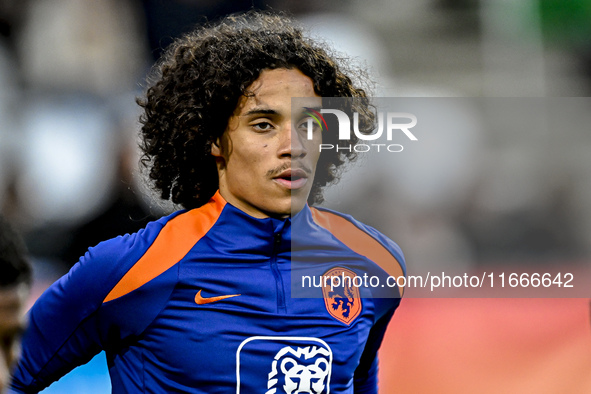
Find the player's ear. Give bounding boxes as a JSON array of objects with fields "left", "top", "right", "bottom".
[
  {"left": 211, "top": 133, "right": 232, "bottom": 160},
  {"left": 211, "top": 138, "right": 222, "bottom": 157}
]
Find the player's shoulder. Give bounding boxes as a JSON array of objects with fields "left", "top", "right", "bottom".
[
  {"left": 309, "top": 206, "right": 405, "bottom": 259},
  {"left": 71, "top": 210, "right": 186, "bottom": 289},
  {"left": 87, "top": 210, "right": 184, "bottom": 261},
  {"left": 93, "top": 197, "right": 229, "bottom": 303},
  {"left": 309, "top": 206, "right": 406, "bottom": 276}
]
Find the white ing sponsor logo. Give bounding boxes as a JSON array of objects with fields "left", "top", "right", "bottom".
[
  {"left": 306, "top": 109, "right": 418, "bottom": 152},
  {"left": 266, "top": 346, "right": 331, "bottom": 394}
]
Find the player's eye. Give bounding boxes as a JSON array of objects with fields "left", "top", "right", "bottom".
[
  {"left": 252, "top": 121, "right": 274, "bottom": 132},
  {"left": 298, "top": 117, "right": 321, "bottom": 132}
]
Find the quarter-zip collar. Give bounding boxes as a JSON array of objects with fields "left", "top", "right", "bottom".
[{"left": 206, "top": 191, "right": 294, "bottom": 255}]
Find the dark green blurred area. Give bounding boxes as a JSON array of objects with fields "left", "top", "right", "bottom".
[{"left": 539, "top": 0, "right": 591, "bottom": 45}]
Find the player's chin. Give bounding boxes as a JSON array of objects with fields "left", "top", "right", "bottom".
[
  {"left": 262, "top": 196, "right": 306, "bottom": 218},
  {"left": 267, "top": 181, "right": 312, "bottom": 216},
  {"left": 289, "top": 194, "right": 309, "bottom": 216}
]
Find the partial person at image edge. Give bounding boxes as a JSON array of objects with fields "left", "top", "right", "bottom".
[{"left": 0, "top": 215, "right": 32, "bottom": 394}]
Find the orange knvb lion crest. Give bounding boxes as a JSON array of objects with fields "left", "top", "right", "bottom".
[{"left": 321, "top": 267, "right": 362, "bottom": 325}]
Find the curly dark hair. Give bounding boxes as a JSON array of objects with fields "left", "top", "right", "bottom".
[{"left": 138, "top": 11, "right": 375, "bottom": 210}]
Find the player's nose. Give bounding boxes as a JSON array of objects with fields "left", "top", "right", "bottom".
[{"left": 278, "top": 121, "right": 307, "bottom": 158}]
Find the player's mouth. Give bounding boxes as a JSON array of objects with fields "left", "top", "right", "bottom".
[{"left": 273, "top": 168, "right": 309, "bottom": 190}]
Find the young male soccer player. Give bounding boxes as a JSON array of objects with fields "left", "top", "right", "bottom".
[
  {"left": 0, "top": 216, "right": 32, "bottom": 394},
  {"left": 11, "top": 12, "right": 405, "bottom": 393}
]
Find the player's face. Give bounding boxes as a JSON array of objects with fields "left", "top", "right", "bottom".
[
  {"left": 0, "top": 286, "right": 28, "bottom": 394},
  {"left": 212, "top": 68, "right": 322, "bottom": 218}
]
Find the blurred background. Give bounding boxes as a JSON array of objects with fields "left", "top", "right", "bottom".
[{"left": 1, "top": 0, "right": 590, "bottom": 393}]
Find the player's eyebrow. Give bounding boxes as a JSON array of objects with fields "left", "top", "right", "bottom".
[
  {"left": 242, "top": 108, "right": 279, "bottom": 117},
  {"left": 303, "top": 106, "right": 322, "bottom": 113}
]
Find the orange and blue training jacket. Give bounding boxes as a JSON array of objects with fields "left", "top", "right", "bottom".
[{"left": 11, "top": 191, "right": 405, "bottom": 393}]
